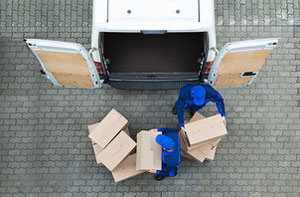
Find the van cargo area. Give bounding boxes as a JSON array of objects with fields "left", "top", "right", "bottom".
[{"left": 102, "top": 32, "right": 206, "bottom": 74}]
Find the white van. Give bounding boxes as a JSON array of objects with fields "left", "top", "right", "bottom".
[{"left": 25, "top": 0, "right": 278, "bottom": 90}]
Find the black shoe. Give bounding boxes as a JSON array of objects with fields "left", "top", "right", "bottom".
[
  {"left": 155, "top": 175, "right": 166, "bottom": 181},
  {"left": 190, "top": 110, "right": 195, "bottom": 117},
  {"left": 172, "top": 106, "right": 177, "bottom": 115}
]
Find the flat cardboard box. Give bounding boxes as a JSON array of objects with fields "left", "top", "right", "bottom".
[
  {"left": 111, "top": 153, "right": 146, "bottom": 182},
  {"left": 97, "top": 131, "right": 136, "bottom": 171},
  {"left": 185, "top": 114, "right": 227, "bottom": 147},
  {"left": 88, "top": 122, "right": 104, "bottom": 165},
  {"left": 89, "top": 109, "right": 128, "bottom": 148},
  {"left": 136, "top": 130, "right": 162, "bottom": 171}
]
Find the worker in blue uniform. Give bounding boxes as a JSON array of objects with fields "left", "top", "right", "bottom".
[
  {"left": 173, "top": 83, "right": 226, "bottom": 133},
  {"left": 148, "top": 128, "right": 181, "bottom": 181}
]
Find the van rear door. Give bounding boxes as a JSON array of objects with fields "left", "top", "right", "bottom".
[
  {"left": 25, "top": 39, "right": 103, "bottom": 88},
  {"left": 208, "top": 38, "right": 279, "bottom": 88}
]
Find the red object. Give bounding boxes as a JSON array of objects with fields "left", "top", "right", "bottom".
[
  {"left": 94, "top": 61, "right": 105, "bottom": 75},
  {"left": 203, "top": 61, "right": 214, "bottom": 75}
]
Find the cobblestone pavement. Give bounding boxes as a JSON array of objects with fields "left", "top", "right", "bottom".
[{"left": 0, "top": 1, "right": 300, "bottom": 197}]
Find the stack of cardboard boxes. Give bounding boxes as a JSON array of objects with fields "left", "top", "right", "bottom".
[
  {"left": 88, "top": 109, "right": 146, "bottom": 182},
  {"left": 180, "top": 112, "right": 227, "bottom": 163},
  {"left": 87, "top": 108, "right": 227, "bottom": 182}
]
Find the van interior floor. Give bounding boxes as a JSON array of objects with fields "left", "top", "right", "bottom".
[{"left": 103, "top": 32, "right": 205, "bottom": 73}]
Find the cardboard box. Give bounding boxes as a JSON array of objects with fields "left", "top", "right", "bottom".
[
  {"left": 136, "top": 130, "right": 162, "bottom": 171},
  {"left": 111, "top": 153, "right": 146, "bottom": 182},
  {"left": 88, "top": 122, "right": 104, "bottom": 165},
  {"left": 89, "top": 109, "right": 128, "bottom": 149},
  {"left": 97, "top": 131, "right": 136, "bottom": 171},
  {"left": 185, "top": 114, "right": 227, "bottom": 147}
]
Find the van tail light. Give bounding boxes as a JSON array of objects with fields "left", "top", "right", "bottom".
[
  {"left": 203, "top": 61, "right": 214, "bottom": 75},
  {"left": 94, "top": 61, "right": 105, "bottom": 76}
]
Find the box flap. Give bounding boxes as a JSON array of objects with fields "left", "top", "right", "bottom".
[
  {"left": 111, "top": 154, "right": 146, "bottom": 182},
  {"left": 89, "top": 109, "right": 128, "bottom": 148},
  {"left": 136, "top": 130, "right": 162, "bottom": 171},
  {"left": 185, "top": 114, "right": 227, "bottom": 146},
  {"left": 97, "top": 131, "right": 136, "bottom": 171}
]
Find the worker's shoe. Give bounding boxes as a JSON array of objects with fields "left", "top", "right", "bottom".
[
  {"left": 172, "top": 106, "right": 177, "bottom": 115},
  {"left": 190, "top": 110, "right": 195, "bottom": 117},
  {"left": 155, "top": 175, "right": 166, "bottom": 181}
]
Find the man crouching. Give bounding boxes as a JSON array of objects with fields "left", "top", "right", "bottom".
[{"left": 148, "top": 128, "right": 181, "bottom": 181}]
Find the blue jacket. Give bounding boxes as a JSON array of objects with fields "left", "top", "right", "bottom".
[
  {"left": 156, "top": 128, "right": 181, "bottom": 177},
  {"left": 175, "top": 83, "right": 226, "bottom": 127}
]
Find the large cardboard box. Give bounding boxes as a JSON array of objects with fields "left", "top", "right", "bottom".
[
  {"left": 97, "top": 131, "right": 136, "bottom": 171},
  {"left": 185, "top": 114, "right": 227, "bottom": 147},
  {"left": 136, "top": 130, "right": 162, "bottom": 171},
  {"left": 111, "top": 153, "right": 146, "bottom": 182},
  {"left": 89, "top": 109, "right": 128, "bottom": 148},
  {"left": 88, "top": 122, "right": 104, "bottom": 165}
]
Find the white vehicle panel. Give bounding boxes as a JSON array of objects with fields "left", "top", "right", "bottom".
[
  {"left": 109, "top": 0, "right": 199, "bottom": 21},
  {"left": 25, "top": 39, "right": 103, "bottom": 88},
  {"left": 208, "top": 38, "right": 279, "bottom": 88}
]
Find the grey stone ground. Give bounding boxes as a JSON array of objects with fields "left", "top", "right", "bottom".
[{"left": 0, "top": 0, "right": 300, "bottom": 196}]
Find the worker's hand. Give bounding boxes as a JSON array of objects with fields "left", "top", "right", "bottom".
[
  {"left": 148, "top": 169, "right": 157, "bottom": 174},
  {"left": 151, "top": 129, "right": 158, "bottom": 132},
  {"left": 181, "top": 127, "right": 187, "bottom": 137},
  {"left": 222, "top": 116, "right": 226, "bottom": 127}
]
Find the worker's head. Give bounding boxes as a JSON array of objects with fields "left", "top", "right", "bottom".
[
  {"left": 191, "top": 86, "right": 206, "bottom": 106},
  {"left": 155, "top": 134, "right": 175, "bottom": 151}
]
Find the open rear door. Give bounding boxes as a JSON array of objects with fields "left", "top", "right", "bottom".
[
  {"left": 25, "top": 39, "right": 103, "bottom": 88},
  {"left": 208, "top": 38, "right": 279, "bottom": 88}
]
